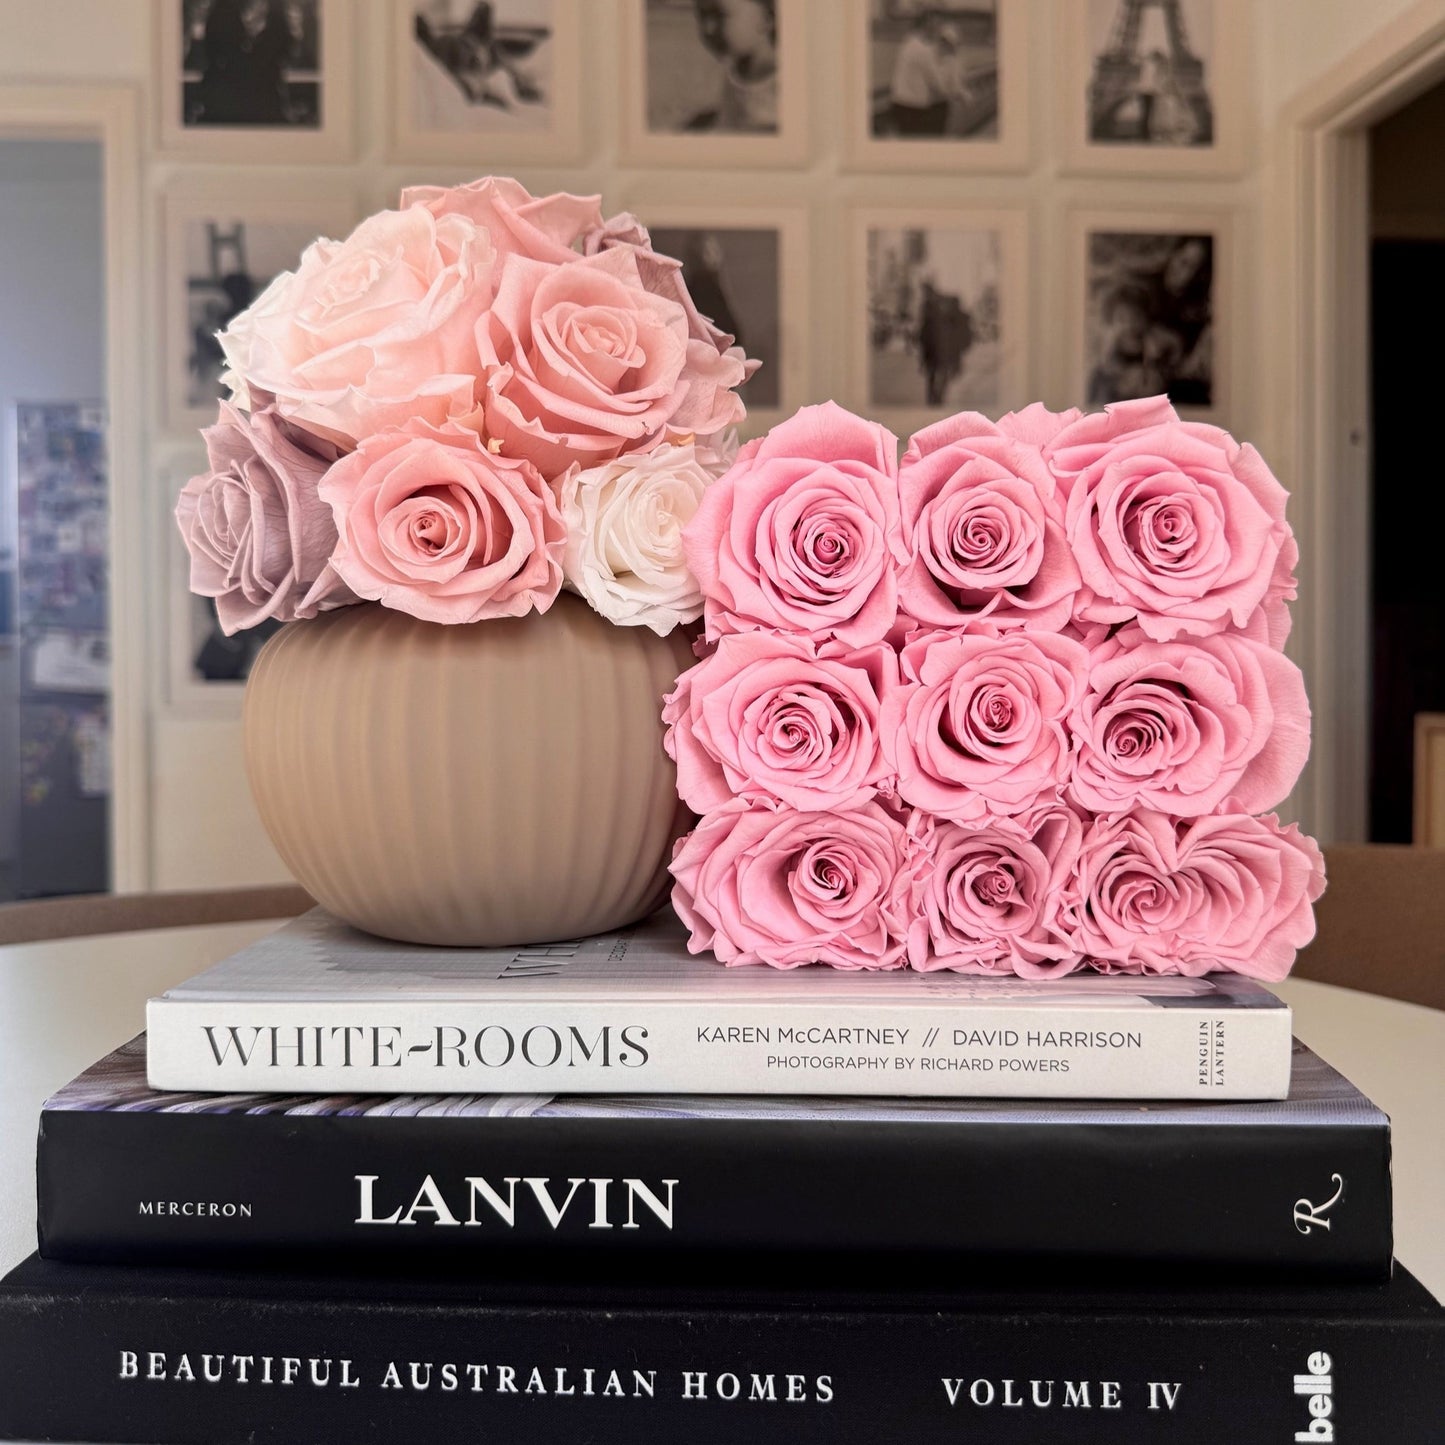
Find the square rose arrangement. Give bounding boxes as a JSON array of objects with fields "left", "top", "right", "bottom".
[{"left": 665, "top": 398, "right": 1326, "bottom": 979}]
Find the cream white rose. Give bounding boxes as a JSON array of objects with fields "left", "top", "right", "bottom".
[
  {"left": 219, "top": 205, "right": 497, "bottom": 450},
  {"left": 561, "top": 440, "right": 731, "bottom": 634}
]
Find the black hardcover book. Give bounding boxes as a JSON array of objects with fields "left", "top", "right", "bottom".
[
  {"left": 36, "top": 1035, "right": 1391, "bottom": 1279},
  {"left": 0, "top": 1253, "right": 1440, "bottom": 1443}
]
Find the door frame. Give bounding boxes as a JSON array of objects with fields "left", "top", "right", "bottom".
[
  {"left": 1267, "top": 2, "right": 1445, "bottom": 843},
  {"left": 0, "top": 85, "right": 148, "bottom": 891}
]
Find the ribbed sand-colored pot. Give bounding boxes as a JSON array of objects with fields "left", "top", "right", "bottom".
[{"left": 243, "top": 597, "right": 696, "bottom": 946}]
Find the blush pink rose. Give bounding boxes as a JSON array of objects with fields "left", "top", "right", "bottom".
[
  {"left": 219, "top": 206, "right": 498, "bottom": 450},
  {"left": 584, "top": 212, "right": 760, "bottom": 385},
  {"left": 896, "top": 409, "right": 1080, "bottom": 632},
  {"left": 663, "top": 633, "right": 898, "bottom": 813},
  {"left": 1068, "top": 811, "right": 1326, "bottom": 980},
  {"left": 317, "top": 420, "right": 564, "bottom": 623},
  {"left": 1049, "top": 397, "right": 1298, "bottom": 644},
  {"left": 989, "top": 401, "right": 1086, "bottom": 450},
  {"left": 907, "top": 800, "right": 1084, "bottom": 976},
  {"left": 175, "top": 402, "right": 356, "bottom": 634},
  {"left": 400, "top": 175, "right": 602, "bottom": 265},
  {"left": 884, "top": 629, "right": 1088, "bottom": 821},
  {"left": 683, "top": 403, "right": 902, "bottom": 647},
  {"left": 477, "top": 247, "right": 748, "bottom": 482},
  {"left": 1070, "top": 630, "right": 1310, "bottom": 816},
  {"left": 670, "top": 799, "right": 916, "bottom": 969}
]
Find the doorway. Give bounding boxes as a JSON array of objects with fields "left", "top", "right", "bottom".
[
  {"left": 1369, "top": 81, "right": 1445, "bottom": 842},
  {"left": 0, "top": 138, "right": 109, "bottom": 899}
]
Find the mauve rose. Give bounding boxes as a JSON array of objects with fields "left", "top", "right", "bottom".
[
  {"left": 1048, "top": 397, "right": 1298, "bottom": 643},
  {"left": 896, "top": 409, "right": 1080, "bottom": 632},
  {"left": 907, "top": 801, "right": 1084, "bottom": 976},
  {"left": 884, "top": 629, "right": 1088, "bottom": 821},
  {"left": 684, "top": 403, "right": 902, "bottom": 648},
  {"left": 663, "top": 633, "right": 898, "bottom": 813},
  {"left": 670, "top": 798, "right": 916, "bottom": 969},
  {"left": 400, "top": 175, "right": 602, "bottom": 264},
  {"left": 1068, "top": 810, "right": 1326, "bottom": 979},
  {"left": 560, "top": 439, "right": 730, "bottom": 634},
  {"left": 219, "top": 206, "right": 498, "bottom": 450},
  {"left": 477, "top": 247, "right": 748, "bottom": 482},
  {"left": 318, "top": 420, "right": 564, "bottom": 624},
  {"left": 175, "top": 402, "right": 357, "bottom": 635},
  {"left": 1071, "top": 630, "right": 1310, "bottom": 816}
]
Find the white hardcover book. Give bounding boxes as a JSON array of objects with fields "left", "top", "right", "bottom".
[{"left": 146, "top": 910, "right": 1293, "bottom": 1099}]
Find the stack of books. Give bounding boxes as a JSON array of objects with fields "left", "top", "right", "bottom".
[{"left": 2, "top": 908, "right": 1440, "bottom": 1442}]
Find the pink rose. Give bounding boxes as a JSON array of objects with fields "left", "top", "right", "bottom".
[
  {"left": 670, "top": 799, "right": 916, "bottom": 969},
  {"left": 317, "top": 420, "right": 564, "bottom": 624},
  {"left": 175, "top": 402, "right": 356, "bottom": 635},
  {"left": 1071, "top": 630, "right": 1310, "bottom": 816},
  {"left": 663, "top": 633, "right": 897, "bottom": 813},
  {"left": 400, "top": 175, "right": 602, "bottom": 265},
  {"left": 884, "top": 630, "right": 1087, "bottom": 821},
  {"left": 684, "top": 403, "right": 902, "bottom": 647},
  {"left": 219, "top": 206, "right": 498, "bottom": 450},
  {"left": 1043, "top": 395, "right": 1179, "bottom": 483},
  {"left": 896, "top": 410, "right": 1080, "bottom": 631},
  {"left": 583, "top": 212, "right": 760, "bottom": 381},
  {"left": 1051, "top": 398, "right": 1298, "bottom": 643},
  {"left": 907, "top": 801, "right": 1083, "bottom": 976},
  {"left": 1068, "top": 811, "right": 1326, "bottom": 979},
  {"left": 477, "top": 247, "right": 747, "bottom": 482}
]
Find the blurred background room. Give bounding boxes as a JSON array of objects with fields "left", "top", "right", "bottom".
[{"left": 1, "top": 0, "right": 1443, "bottom": 901}]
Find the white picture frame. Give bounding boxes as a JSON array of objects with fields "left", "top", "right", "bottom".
[
  {"left": 387, "top": 0, "right": 583, "bottom": 165},
  {"left": 621, "top": 0, "right": 810, "bottom": 169},
  {"left": 1065, "top": 205, "right": 1233, "bottom": 423},
  {"left": 1057, "top": 0, "right": 1248, "bottom": 177},
  {"left": 619, "top": 195, "right": 811, "bottom": 437},
  {"left": 846, "top": 0, "right": 1030, "bottom": 174},
  {"left": 159, "top": 178, "right": 361, "bottom": 437},
  {"left": 156, "top": 0, "right": 356, "bottom": 162},
  {"left": 848, "top": 204, "right": 1030, "bottom": 434}
]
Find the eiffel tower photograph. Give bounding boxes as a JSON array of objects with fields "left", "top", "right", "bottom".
[{"left": 1087, "top": 0, "right": 1215, "bottom": 146}]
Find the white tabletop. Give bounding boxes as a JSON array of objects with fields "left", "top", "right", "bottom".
[{"left": 0, "top": 920, "right": 1442, "bottom": 1299}]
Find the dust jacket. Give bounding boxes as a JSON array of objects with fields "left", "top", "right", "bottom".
[
  {"left": 39, "top": 1037, "right": 1390, "bottom": 1278},
  {"left": 145, "top": 910, "right": 1293, "bottom": 1098}
]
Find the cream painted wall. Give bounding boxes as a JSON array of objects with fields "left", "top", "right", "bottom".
[
  {"left": 0, "top": 0, "right": 1434, "bottom": 885},
  {"left": 1257, "top": 0, "right": 1427, "bottom": 105}
]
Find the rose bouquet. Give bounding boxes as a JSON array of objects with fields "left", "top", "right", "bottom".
[
  {"left": 176, "top": 177, "right": 755, "bottom": 637},
  {"left": 666, "top": 397, "right": 1326, "bottom": 979}
]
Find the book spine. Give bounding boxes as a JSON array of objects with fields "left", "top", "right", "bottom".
[
  {"left": 36, "top": 1107, "right": 1392, "bottom": 1278},
  {"left": 1, "top": 1272, "right": 1439, "bottom": 1443},
  {"left": 145, "top": 996, "right": 1292, "bottom": 1098}
]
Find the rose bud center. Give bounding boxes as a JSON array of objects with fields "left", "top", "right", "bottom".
[
  {"left": 972, "top": 863, "right": 1020, "bottom": 908},
  {"left": 796, "top": 514, "right": 856, "bottom": 577}
]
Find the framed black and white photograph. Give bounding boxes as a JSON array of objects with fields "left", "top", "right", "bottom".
[
  {"left": 637, "top": 203, "right": 809, "bottom": 431},
  {"left": 1067, "top": 209, "right": 1231, "bottom": 418},
  {"left": 388, "top": 0, "right": 582, "bottom": 163},
  {"left": 848, "top": 0, "right": 1029, "bottom": 173},
  {"left": 851, "top": 207, "right": 1029, "bottom": 426},
  {"left": 1059, "top": 0, "right": 1246, "bottom": 175},
  {"left": 157, "top": 0, "right": 355, "bottom": 161},
  {"left": 161, "top": 183, "right": 360, "bottom": 434},
  {"left": 622, "top": 0, "right": 809, "bottom": 168}
]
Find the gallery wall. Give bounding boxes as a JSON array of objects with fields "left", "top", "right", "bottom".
[{"left": 0, "top": 0, "right": 1427, "bottom": 889}]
